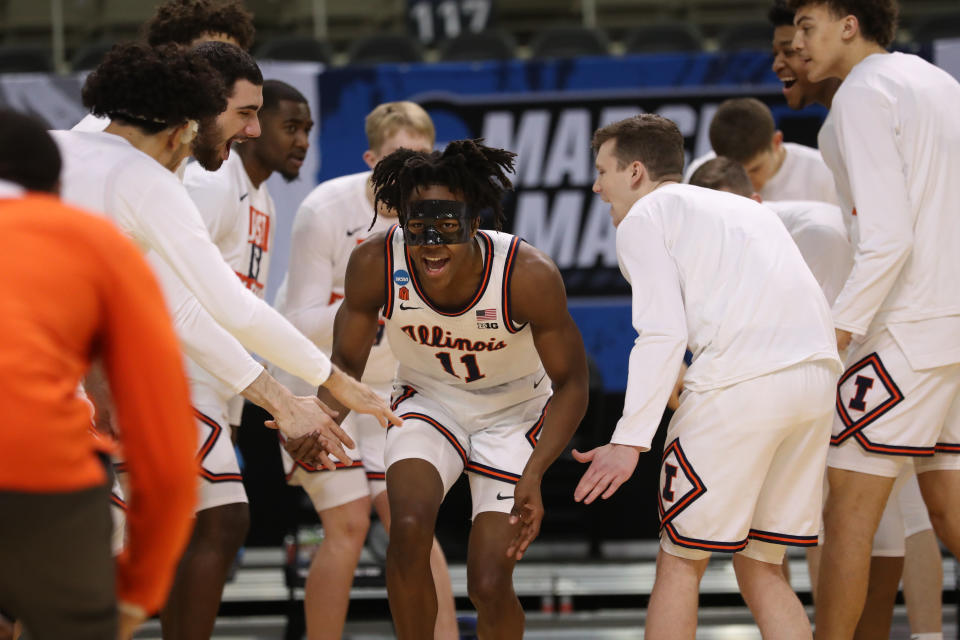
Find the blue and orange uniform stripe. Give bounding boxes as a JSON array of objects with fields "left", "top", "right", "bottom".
[
  {"left": 383, "top": 224, "right": 398, "bottom": 319},
  {"left": 194, "top": 408, "right": 243, "bottom": 483},
  {"left": 501, "top": 236, "right": 526, "bottom": 334},
  {"left": 404, "top": 231, "right": 494, "bottom": 317},
  {"left": 397, "top": 412, "right": 468, "bottom": 465},
  {"left": 525, "top": 398, "right": 550, "bottom": 448},
  {"left": 465, "top": 460, "right": 521, "bottom": 485}
]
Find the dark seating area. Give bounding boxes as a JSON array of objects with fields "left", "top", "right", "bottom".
[{"left": 0, "top": 0, "right": 958, "bottom": 72}]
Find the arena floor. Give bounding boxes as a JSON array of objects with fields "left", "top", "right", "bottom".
[{"left": 131, "top": 542, "right": 959, "bottom": 639}]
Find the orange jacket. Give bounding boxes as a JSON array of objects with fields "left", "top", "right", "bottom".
[{"left": 0, "top": 193, "right": 197, "bottom": 615}]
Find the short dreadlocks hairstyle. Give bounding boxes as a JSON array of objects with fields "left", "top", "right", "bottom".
[
  {"left": 144, "top": 0, "right": 255, "bottom": 51},
  {"left": 371, "top": 139, "right": 516, "bottom": 230},
  {"left": 787, "top": 0, "right": 898, "bottom": 48},
  {"left": 82, "top": 42, "right": 227, "bottom": 134}
]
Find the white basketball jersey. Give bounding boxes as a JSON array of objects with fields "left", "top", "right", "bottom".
[{"left": 382, "top": 227, "right": 544, "bottom": 396}]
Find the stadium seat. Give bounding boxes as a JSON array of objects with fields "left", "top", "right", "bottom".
[
  {"left": 255, "top": 36, "right": 332, "bottom": 63},
  {"left": 348, "top": 33, "right": 423, "bottom": 65},
  {"left": 0, "top": 44, "right": 53, "bottom": 72},
  {"left": 530, "top": 26, "right": 610, "bottom": 59},
  {"left": 623, "top": 23, "right": 704, "bottom": 54},
  {"left": 96, "top": 0, "right": 159, "bottom": 40},
  {"left": 716, "top": 20, "right": 773, "bottom": 52},
  {"left": 70, "top": 41, "right": 115, "bottom": 71},
  {"left": 912, "top": 11, "right": 960, "bottom": 43},
  {"left": 438, "top": 29, "right": 516, "bottom": 62}
]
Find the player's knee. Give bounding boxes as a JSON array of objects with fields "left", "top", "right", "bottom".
[
  {"left": 467, "top": 568, "right": 512, "bottom": 609},
  {"left": 388, "top": 511, "right": 434, "bottom": 552},
  {"left": 197, "top": 502, "right": 250, "bottom": 551},
  {"left": 324, "top": 510, "right": 371, "bottom": 552}
]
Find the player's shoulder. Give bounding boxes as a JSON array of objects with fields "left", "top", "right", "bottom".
[
  {"left": 508, "top": 234, "right": 563, "bottom": 285},
  {"left": 783, "top": 142, "right": 823, "bottom": 161},
  {"left": 301, "top": 171, "right": 369, "bottom": 211},
  {"left": 183, "top": 156, "right": 240, "bottom": 198}
]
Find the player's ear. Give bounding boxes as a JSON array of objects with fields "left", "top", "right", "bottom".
[
  {"left": 772, "top": 130, "right": 784, "bottom": 150},
  {"left": 841, "top": 13, "right": 859, "bottom": 42},
  {"left": 362, "top": 149, "right": 378, "bottom": 169},
  {"left": 750, "top": 192, "right": 762, "bottom": 204},
  {"left": 470, "top": 216, "right": 481, "bottom": 234},
  {"left": 630, "top": 160, "right": 645, "bottom": 187}
]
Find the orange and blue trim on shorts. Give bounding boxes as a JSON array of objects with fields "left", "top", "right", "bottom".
[
  {"left": 465, "top": 460, "right": 521, "bottom": 485},
  {"left": 195, "top": 408, "right": 243, "bottom": 483},
  {"left": 277, "top": 432, "right": 364, "bottom": 479},
  {"left": 525, "top": 398, "right": 550, "bottom": 448},
  {"left": 397, "top": 411, "right": 469, "bottom": 465},
  {"left": 831, "top": 352, "right": 938, "bottom": 457}
]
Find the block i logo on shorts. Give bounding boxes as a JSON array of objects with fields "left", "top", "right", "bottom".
[
  {"left": 833, "top": 352, "right": 904, "bottom": 447},
  {"left": 658, "top": 438, "right": 706, "bottom": 528}
]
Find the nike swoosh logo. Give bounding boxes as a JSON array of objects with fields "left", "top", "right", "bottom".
[
  {"left": 346, "top": 225, "right": 365, "bottom": 237},
  {"left": 496, "top": 492, "right": 513, "bottom": 501},
  {"left": 533, "top": 373, "right": 546, "bottom": 389},
  {"left": 239, "top": 193, "right": 249, "bottom": 201},
  {"left": 399, "top": 303, "right": 421, "bottom": 311}
]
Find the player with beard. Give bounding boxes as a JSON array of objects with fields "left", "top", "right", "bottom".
[
  {"left": 51, "top": 35, "right": 395, "bottom": 543},
  {"left": 172, "top": 79, "right": 313, "bottom": 637}
]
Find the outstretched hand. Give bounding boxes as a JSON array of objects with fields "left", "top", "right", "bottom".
[
  {"left": 266, "top": 396, "right": 353, "bottom": 470},
  {"left": 324, "top": 367, "right": 403, "bottom": 429},
  {"left": 572, "top": 444, "right": 640, "bottom": 504},
  {"left": 506, "top": 474, "right": 544, "bottom": 560}
]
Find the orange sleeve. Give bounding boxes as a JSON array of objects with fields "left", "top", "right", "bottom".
[{"left": 92, "top": 220, "right": 199, "bottom": 614}]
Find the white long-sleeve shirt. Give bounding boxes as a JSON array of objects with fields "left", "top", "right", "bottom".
[
  {"left": 51, "top": 130, "right": 332, "bottom": 390},
  {"left": 684, "top": 142, "right": 840, "bottom": 205},
  {"left": 182, "top": 152, "right": 277, "bottom": 422},
  {"left": 819, "top": 52, "right": 960, "bottom": 369},
  {"left": 764, "top": 200, "right": 852, "bottom": 305},
  {"left": 612, "top": 184, "right": 840, "bottom": 450},
  {"left": 272, "top": 171, "right": 398, "bottom": 394}
]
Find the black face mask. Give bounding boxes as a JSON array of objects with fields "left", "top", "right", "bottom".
[{"left": 402, "top": 200, "right": 475, "bottom": 246}]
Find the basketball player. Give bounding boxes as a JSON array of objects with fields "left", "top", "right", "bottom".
[
  {"left": 690, "top": 157, "right": 851, "bottom": 302},
  {"left": 287, "top": 139, "right": 589, "bottom": 639},
  {"left": 52, "top": 44, "right": 395, "bottom": 452},
  {"left": 684, "top": 98, "right": 839, "bottom": 205},
  {"left": 0, "top": 109, "right": 196, "bottom": 640},
  {"left": 790, "top": 1, "right": 960, "bottom": 638},
  {"left": 577, "top": 114, "right": 841, "bottom": 639},
  {"left": 159, "top": 79, "right": 311, "bottom": 638},
  {"left": 272, "top": 101, "right": 457, "bottom": 639}
]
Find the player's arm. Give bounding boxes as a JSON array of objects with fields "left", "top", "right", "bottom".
[
  {"left": 829, "top": 86, "right": 913, "bottom": 338},
  {"left": 280, "top": 199, "right": 343, "bottom": 347},
  {"left": 135, "top": 182, "right": 398, "bottom": 427},
  {"left": 573, "top": 214, "right": 687, "bottom": 504},
  {"left": 504, "top": 243, "right": 589, "bottom": 559},
  {"left": 285, "top": 235, "right": 393, "bottom": 466},
  {"left": 145, "top": 250, "right": 356, "bottom": 461}
]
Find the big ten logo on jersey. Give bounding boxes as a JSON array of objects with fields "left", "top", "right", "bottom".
[
  {"left": 239, "top": 205, "right": 270, "bottom": 296},
  {"left": 835, "top": 353, "right": 904, "bottom": 438},
  {"left": 658, "top": 439, "right": 705, "bottom": 525}
]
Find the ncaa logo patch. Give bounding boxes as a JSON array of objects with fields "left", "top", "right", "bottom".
[
  {"left": 833, "top": 352, "right": 904, "bottom": 446},
  {"left": 393, "top": 269, "right": 410, "bottom": 286},
  {"left": 658, "top": 439, "right": 706, "bottom": 527}
]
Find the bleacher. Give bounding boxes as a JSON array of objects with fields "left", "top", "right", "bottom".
[{"left": 1, "top": 0, "right": 959, "bottom": 72}]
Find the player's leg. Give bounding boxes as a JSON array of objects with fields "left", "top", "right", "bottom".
[
  {"left": 739, "top": 362, "right": 836, "bottom": 639},
  {"left": 854, "top": 467, "right": 909, "bottom": 640},
  {"left": 915, "top": 391, "right": 960, "bottom": 557},
  {"left": 383, "top": 406, "right": 466, "bottom": 640},
  {"left": 816, "top": 333, "right": 959, "bottom": 639},
  {"left": 373, "top": 488, "right": 459, "bottom": 640},
  {"left": 734, "top": 549, "right": 811, "bottom": 640},
  {"left": 646, "top": 549, "right": 708, "bottom": 640},
  {"left": 465, "top": 512, "right": 523, "bottom": 638},
  {"left": 292, "top": 465, "right": 371, "bottom": 640},
  {"left": 897, "top": 463, "right": 943, "bottom": 637},
  {"left": 162, "top": 408, "right": 249, "bottom": 640}
]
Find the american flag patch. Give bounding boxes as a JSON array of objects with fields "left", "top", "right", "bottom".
[{"left": 476, "top": 308, "right": 497, "bottom": 320}]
